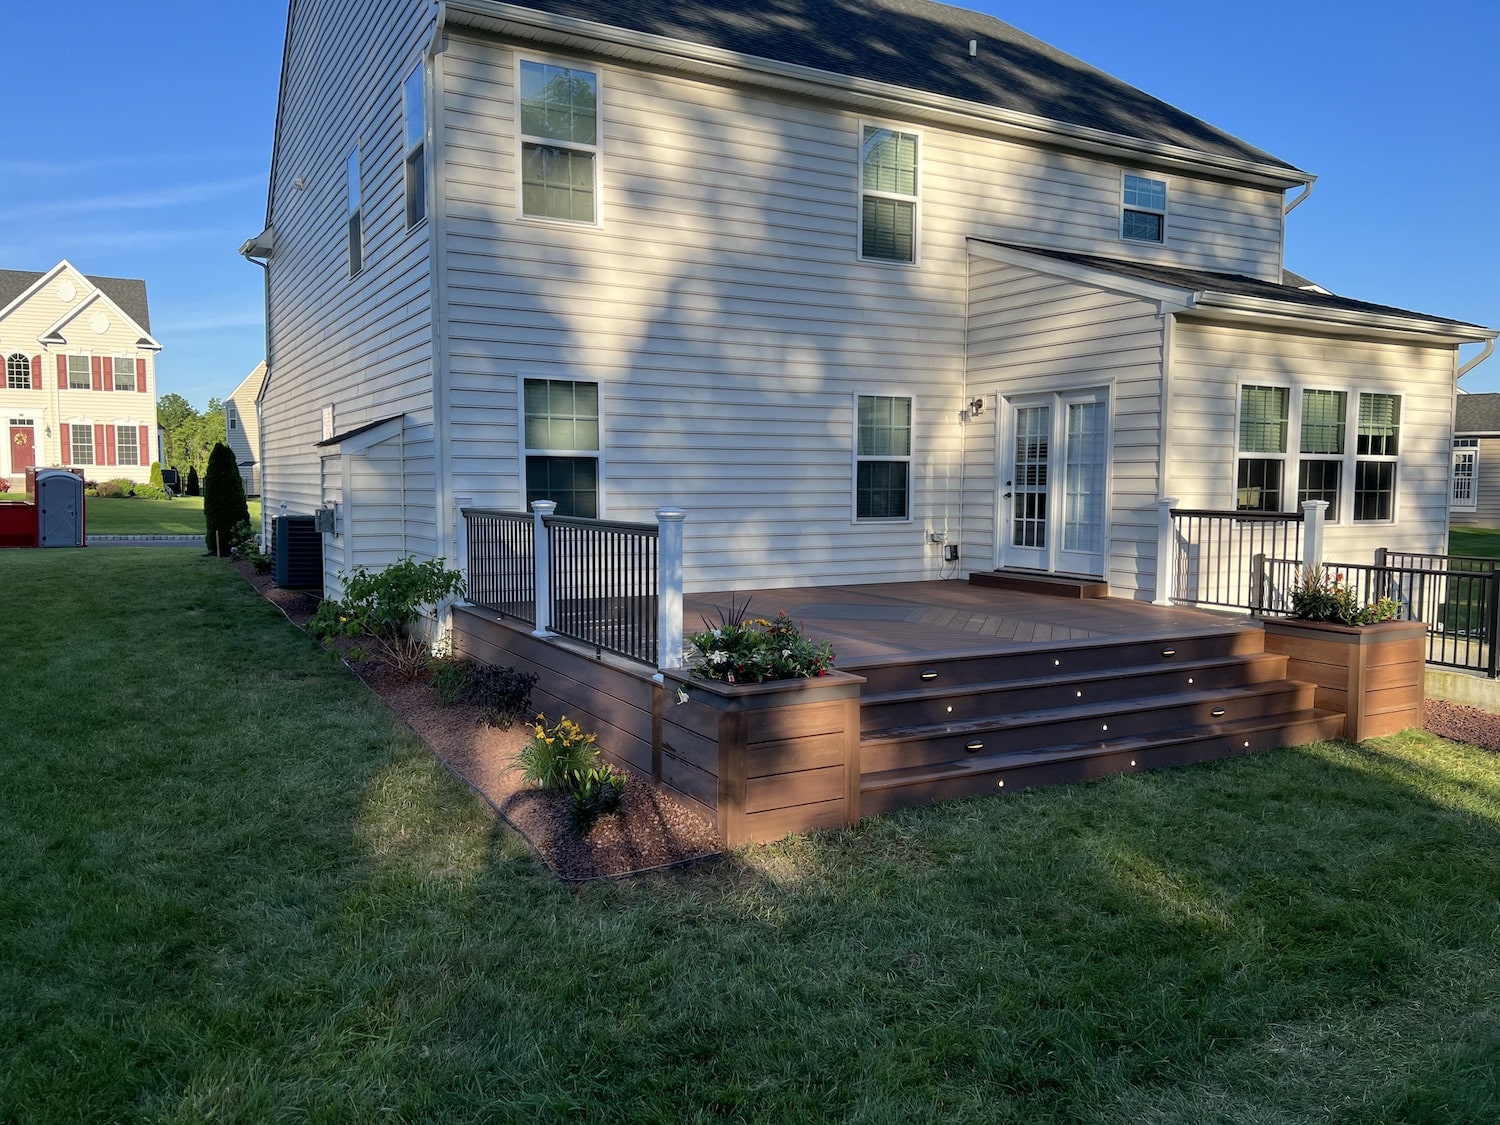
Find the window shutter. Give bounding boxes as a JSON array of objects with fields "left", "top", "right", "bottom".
[
  {"left": 104, "top": 425, "right": 117, "bottom": 466},
  {"left": 138, "top": 425, "right": 151, "bottom": 465},
  {"left": 57, "top": 354, "right": 67, "bottom": 390},
  {"left": 94, "top": 424, "right": 106, "bottom": 465},
  {"left": 136, "top": 358, "right": 147, "bottom": 393},
  {"left": 60, "top": 424, "right": 71, "bottom": 462},
  {"left": 102, "top": 357, "right": 113, "bottom": 393},
  {"left": 31, "top": 355, "right": 41, "bottom": 387},
  {"left": 91, "top": 356, "right": 103, "bottom": 392}
]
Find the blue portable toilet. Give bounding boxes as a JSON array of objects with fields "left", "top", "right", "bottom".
[{"left": 36, "top": 469, "right": 85, "bottom": 547}]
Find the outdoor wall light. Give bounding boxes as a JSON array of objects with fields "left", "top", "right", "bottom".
[{"left": 969, "top": 397, "right": 984, "bottom": 416}]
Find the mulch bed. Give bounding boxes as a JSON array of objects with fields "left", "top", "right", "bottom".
[
  {"left": 238, "top": 564, "right": 723, "bottom": 881},
  {"left": 1422, "top": 698, "right": 1500, "bottom": 753}
]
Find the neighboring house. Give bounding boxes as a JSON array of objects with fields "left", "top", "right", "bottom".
[
  {"left": 1452, "top": 393, "right": 1500, "bottom": 527},
  {"left": 244, "top": 0, "right": 1496, "bottom": 601},
  {"left": 226, "top": 361, "right": 268, "bottom": 496},
  {"left": 0, "top": 260, "right": 161, "bottom": 489}
]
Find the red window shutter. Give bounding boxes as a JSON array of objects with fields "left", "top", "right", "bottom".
[
  {"left": 31, "top": 355, "right": 41, "bottom": 388},
  {"left": 91, "top": 356, "right": 103, "bottom": 392},
  {"left": 94, "top": 424, "right": 106, "bottom": 466},
  {"left": 57, "top": 354, "right": 67, "bottom": 390},
  {"left": 60, "top": 424, "right": 71, "bottom": 462},
  {"left": 138, "top": 425, "right": 151, "bottom": 465},
  {"left": 136, "top": 358, "right": 147, "bottom": 393},
  {"left": 102, "top": 357, "right": 114, "bottom": 393},
  {"left": 104, "top": 426, "right": 117, "bottom": 466}
]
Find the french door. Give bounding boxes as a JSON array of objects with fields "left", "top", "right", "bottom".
[{"left": 1000, "top": 389, "right": 1109, "bottom": 577}]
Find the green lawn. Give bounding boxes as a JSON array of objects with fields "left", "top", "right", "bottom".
[
  {"left": 3, "top": 550, "right": 1500, "bottom": 1122},
  {"left": 1451, "top": 525, "right": 1500, "bottom": 559},
  {"left": 83, "top": 495, "right": 263, "bottom": 536}
]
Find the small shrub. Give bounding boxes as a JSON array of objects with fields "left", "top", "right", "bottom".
[
  {"left": 567, "top": 764, "right": 626, "bottom": 833},
  {"left": 1290, "top": 566, "right": 1403, "bottom": 626},
  {"left": 202, "top": 443, "right": 249, "bottom": 556},
  {"left": 429, "top": 654, "right": 538, "bottom": 728},
  {"left": 429, "top": 653, "right": 474, "bottom": 706},
  {"left": 149, "top": 462, "right": 164, "bottom": 490},
  {"left": 185, "top": 465, "right": 201, "bottom": 497},
  {"left": 516, "top": 715, "right": 599, "bottom": 791},
  {"left": 93, "top": 481, "right": 126, "bottom": 498},
  {"left": 309, "top": 556, "right": 466, "bottom": 679}
]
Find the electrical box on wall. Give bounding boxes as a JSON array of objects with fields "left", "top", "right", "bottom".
[{"left": 943, "top": 544, "right": 960, "bottom": 562}]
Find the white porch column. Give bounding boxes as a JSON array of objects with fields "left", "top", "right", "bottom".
[
  {"left": 1153, "top": 497, "right": 1180, "bottom": 606},
  {"left": 656, "top": 507, "right": 686, "bottom": 672},
  {"left": 1301, "top": 500, "right": 1329, "bottom": 577},
  {"left": 530, "top": 499, "right": 555, "bottom": 637}
]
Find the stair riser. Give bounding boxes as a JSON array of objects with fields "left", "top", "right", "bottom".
[
  {"left": 849, "top": 631, "right": 1266, "bottom": 694},
  {"left": 860, "top": 713, "right": 1345, "bottom": 817},
  {"left": 860, "top": 683, "right": 1316, "bottom": 774},
  {"left": 860, "top": 655, "right": 1290, "bottom": 733}
]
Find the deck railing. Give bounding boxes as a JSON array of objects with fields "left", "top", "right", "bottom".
[
  {"left": 462, "top": 502, "right": 686, "bottom": 671},
  {"left": 1160, "top": 503, "right": 1307, "bottom": 612}
]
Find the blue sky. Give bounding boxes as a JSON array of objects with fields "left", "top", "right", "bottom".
[{"left": 3, "top": 1, "right": 1496, "bottom": 410}]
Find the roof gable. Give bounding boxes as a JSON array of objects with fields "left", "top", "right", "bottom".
[
  {"left": 37, "top": 287, "right": 161, "bottom": 351},
  {"left": 479, "top": 0, "right": 1301, "bottom": 174},
  {"left": 0, "top": 259, "right": 153, "bottom": 334}
]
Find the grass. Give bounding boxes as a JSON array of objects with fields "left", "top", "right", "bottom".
[
  {"left": 4, "top": 550, "right": 1500, "bottom": 1121},
  {"left": 1451, "top": 525, "right": 1500, "bottom": 560},
  {"left": 84, "top": 496, "right": 263, "bottom": 536}
]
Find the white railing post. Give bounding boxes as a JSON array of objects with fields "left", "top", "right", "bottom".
[
  {"left": 1153, "top": 497, "right": 1180, "bottom": 606},
  {"left": 1301, "top": 499, "right": 1328, "bottom": 578},
  {"left": 656, "top": 507, "right": 686, "bottom": 672},
  {"left": 531, "top": 500, "right": 556, "bottom": 637}
]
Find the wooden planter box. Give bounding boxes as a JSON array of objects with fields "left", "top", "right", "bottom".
[
  {"left": 1260, "top": 618, "right": 1426, "bottom": 741},
  {"left": 659, "top": 670, "right": 865, "bottom": 846}
]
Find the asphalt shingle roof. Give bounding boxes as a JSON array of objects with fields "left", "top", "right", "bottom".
[
  {"left": 0, "top": 268, "right": 152, "bottom": 333},
  {"left": 1456, "top": 393, "right": 1500, "bottom": 435},
  {"left": 505, "top": 0, "right": 1301, "bottom": 173}
]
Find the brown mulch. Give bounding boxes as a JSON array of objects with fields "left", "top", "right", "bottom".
[
  {"left": 238, "top": 564, "right": 723, "bottom": 881},
  {"left": 1422, "top": 698, "right": 1500, "bottom": 753}
]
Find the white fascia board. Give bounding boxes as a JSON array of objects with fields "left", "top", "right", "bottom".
[
  {"left": 36, "top": 288, "right": 162, "bottom": 351},
  {"left": 1188, "top": 293, "right": 1499, "bottom": 346},
  {"left": 0, "top": 259, "right": 84, "bottom": 325},
  {"left": 446, "top": 1, "right": 1312, "bottom": 191},
  {"left": 967, "top": 240, "right": 1201, "bottom": 312}
]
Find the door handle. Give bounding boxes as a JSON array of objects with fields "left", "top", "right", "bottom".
[{"left": 1002, "top": 492, "right": 1012, "bottom": 499}]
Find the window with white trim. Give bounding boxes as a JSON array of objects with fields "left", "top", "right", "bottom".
[
  {"left": 70, "top": 423, "right": 94, "bottom": 465},
  {"left": 1297, "top": 388, "right": 1346, "bottom": 520},
  {"left": 1453, "top": 438, "right": 1479, "bottom": 511},
  {"left": 1236, "top": 385, "right": 1288, "bottom": 512},
  {"left": 116, "top": 425, "right": 139, "bottom": 465},
  {"left": 523, "top": 378, "right": 600, "bottom": 518},
  {"left": 1354, "top": 393, "right": 1400, "bottom": 521},
  {"left": 403, "top": 63, "right": 426, "bottom": 228},
  {"left": 855, "top": 394, "right": 912, "bottom": 519},
  {"left": 518, "top": 60, "right": 599, "bottom": 224},
  {"left": 860, "top": 125, "right": 919, "bottom": 263},
  {"left": 346, "top": 146, "right": 364, "bottom": 276},
  {"left": 1122, "top": 173, "right": 1166, "bottom": 243},
  {"left": 113, "top": 356, "right": 136, "bottom": 392},
  {"left": 6, "top": 353, "right": 30, "bottom": 390},
  {"left": 68, "top": 355, "right": 91, "bottom": 390}
]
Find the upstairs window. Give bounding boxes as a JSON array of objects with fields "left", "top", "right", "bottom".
[
  {"left": 860, "top": 125, "right": 919, "bottom": 263},
  {"left": 519, "top": 60, "right": 599, "bottom": 224},
  {"left": 113, "top": 356, "right": 136, "bottom": 392},
  {"left": 403, "top": 63, "right": 426, "bottom": 228},
  {"left": 1122, "top": 174, "right": 1167, "bottom": 243},
  {"left": 524, "top": 378, "right": 600, "bottom": 517},
  {"left": 855, "top": 394, "right": 912, "bottom": 519},
  {"left": 347, "top": 147, "right": 364, "bottom": 276},
  {"left": 1236, "top": 385, "right": 1288, "bottom": 512},
  {"left": 6, "top": 353, "right": 30, "bottom": 390},
  {"left": 68, "top": 355, "right": 91, "bottom": 390}
]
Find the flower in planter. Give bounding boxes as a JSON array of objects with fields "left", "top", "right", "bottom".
[
  {"left": 1290, "top": 566, "right": 1403, "bottom": 626},
  {"left": 687, "top": 597, "right": 834, "bottom": 683}
]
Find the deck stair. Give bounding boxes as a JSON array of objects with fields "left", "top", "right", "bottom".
[{"left": 848, "top": 626, "right": 1344, "bottom": 816}]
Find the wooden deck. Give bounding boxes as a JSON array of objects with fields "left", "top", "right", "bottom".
[{"left": 454, "top": 580, "right": 1344, "bottom": 846}]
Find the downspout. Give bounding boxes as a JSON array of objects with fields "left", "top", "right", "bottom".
[
  {"left": 1458, "top": 338, "right": 1495, "bottom": 382},
  {"left": 426, "top": 4, "right": 457, "bottom": 604},
  {"left": 1283, "top": 181, "right": 1314, "bottom": 216},
  {"left": 245, "top": 252, "right": 271, "bottom": 545}
]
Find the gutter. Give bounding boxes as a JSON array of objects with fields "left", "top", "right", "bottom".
[
  {"left": 1459, "top": 338, "right": 1496, "bottom": 380},
  {"left": 443, "top": 0, "right": 1311, "bottom": 191},
  {"left": 1188, "top": 292, "right": 1498, "bottom": 345}
]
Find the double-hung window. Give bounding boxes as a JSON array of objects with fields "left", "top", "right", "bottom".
[
  {"left": 860, "top": 125, "right": 919, "bottom": 263},
  {"left": 113, "top": 356, "right": 136, "bottom": 392},
  {"left": 403, "top": 63, "right": 426, "bottom": 228},
  {"left": 855, "top": 394, "right": 912, "bottom": 519},
  {"left": 1122, "top": 173, "right": 1167, "bottom": 243},
  {"left": 1297, "top": 389, "right": 1346, "bottom": 520},
  {"left": 519, "top": 60, "right": 599, "bottom": 224},
  {"left": 1354, "top": 393, "right": 1400, "bottom": 521},
  {"left": 6, "top": 353, "right": 30, "bottom": 390},
  {"left": 1453, "top": 438, "right": 1479, "bottom": 511},
  {"left": 347, "top": 147, "right": 364, "bottom": 276},
  {"left": 1236, "top": 385, "right": 1288, "bottom": 512},
  {"left": 68, "top": 355, "right": 91, "bottom": 390},
  {"left": 70, "top": 424, "right": 94, "bottom": 465},
  {"left": 524, "top": 378, "right": 600, "bottom": 518},
  {"left": 116, "top": 424, "right": 139, "bottom": 465}
]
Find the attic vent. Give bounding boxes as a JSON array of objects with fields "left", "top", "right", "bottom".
[{"left": 968, "top": 39, "right": 977, "bottom": 57}]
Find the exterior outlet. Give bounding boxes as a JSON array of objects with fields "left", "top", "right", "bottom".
[
  {"left": 943, "top": 544, "right": 960, "bottom": 562},
  {"left": 929, "top": 531, "right": 947, "bottom": 544}
]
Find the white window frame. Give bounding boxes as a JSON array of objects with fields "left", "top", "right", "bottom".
[
  {"left": 858, "top": 121, "right": 921, "bottom": 265},
  {"left": 67, "top": 354, "right": 91, "bottom": 391},
  {"left": 1235, "top": 383, "right": 1290, "bottom": 514},
  {"left": 516, "top": 56, "right": 602, "bottom": 227},
  {"left": 70, "top": 422, "right": 95, "bottom": 465},
  {"left": 403, "top": 62, "right": 427, "bottom": 229},
  {"left": 112, "top": 355, "right": 137, "bottom": 392},
  {"left": 1352, "top": 391, "right": 1401, "bottom": 524},
  {"left": 519, "top": 375, "right": 604, "bottom": 518},
  {"left": 346, "top": 145, "right": 364, "bottom": 276},
  {"left": 1453, "top": 438, "right": 1479, "bottom": 512},
  {"left": 115, "top": 423, "right": 140, "bottom": 466},
  {"left": 1121, "top": 172, "right": 1167, "bottom": 244},
  {"left": 6, "top": 353, "right": 31, "bottom": 390},
  {"left": 852, "top": 392, "right": 914, "bottom": 522}
]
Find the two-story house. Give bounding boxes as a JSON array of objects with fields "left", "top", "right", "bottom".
[
  {"left": 226, "top": 361, "right": 268, "bottom": 497},
  {"left": 0, "top": 260, "right": 161, "bottom": 489},
  {"left": 244, "top": 0, "right": 1495, "bottom": 602}
]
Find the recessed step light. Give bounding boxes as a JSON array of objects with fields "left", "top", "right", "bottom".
[
  {"left": 920, "top": 670, "right": 939, "bottom": 681},
  {"left": 1211, "top": 707, "right": 1226, "bottom": 718},
  {"left": 965, "top": 740, "right": 984, "bottom": 753}
]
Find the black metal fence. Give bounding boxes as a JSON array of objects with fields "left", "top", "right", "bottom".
[
  {"left": 462, "top": 507, "right": 660, "bottom": 666},
  {"left": 1169, "top": 509, "right": 1304, "bottom": 612}
]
